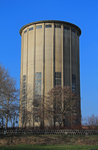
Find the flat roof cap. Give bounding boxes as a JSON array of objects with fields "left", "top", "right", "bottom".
[{"left": 19, "top": 20, "right": 81, "bottom": 36}]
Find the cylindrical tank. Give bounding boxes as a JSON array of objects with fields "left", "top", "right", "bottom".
[{"left": 19, "top": 20, "right": 81, "bottom": 127}]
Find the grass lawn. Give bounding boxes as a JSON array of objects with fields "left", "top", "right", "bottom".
[
  {"left": 0, "top": 145, "right": 98, "bottom": 150},
  {"left": 0, "top": 135, "right": 98, "bottom": 149}
]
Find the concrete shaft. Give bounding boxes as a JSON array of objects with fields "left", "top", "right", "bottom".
[{"left": 19, "top": 20, "right": 81, "bottom": 127}]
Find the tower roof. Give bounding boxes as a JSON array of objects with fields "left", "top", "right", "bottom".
[{"left": 19, "top": 20, "right": 81, "bottom": 36}]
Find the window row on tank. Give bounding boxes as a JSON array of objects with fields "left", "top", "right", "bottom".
[
  {"left": 22, "top": 72, "right": 77, "bottom": 98},
  {"left": 23, "top": 25, "right": 80, "bottom": 36}
]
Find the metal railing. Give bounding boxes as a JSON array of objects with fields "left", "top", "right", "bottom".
[{"left": 0, "top": 128, "right": 98, "bottom": 136}]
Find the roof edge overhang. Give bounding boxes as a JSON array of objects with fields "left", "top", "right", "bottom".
[{"left": 19, "top": 20, "right": 81, "bottom": 36}]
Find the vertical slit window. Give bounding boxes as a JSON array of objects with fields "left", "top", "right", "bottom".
[
  {"left": 72, "top": 74, "right": 76, "bottom": 92},
  {"left": 22, "top": 75, "right": 27, "bottom": 109},
  {"left": 35, "top": 72, "right": 41, "bottom": 98},
  {"left": 54, "top": 72, "right": 61, "bottom": 86}
]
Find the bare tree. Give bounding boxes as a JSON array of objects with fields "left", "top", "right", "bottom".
[
  {"left": 0, "top": 64, "right": 19, "bottom": 128},
  {"left": 20, "top": 85, "right": 81, "bottom": 129},
  {"left": 45, "top": 86, "right": 81, "bottom": 128},
  {"left": 88, "top": 115, "right": 98, "bottom": 126},
  {"left": 62, "top": 86, "right": 81, "bottom": 128},
  {"left": 82, "top": 115, "right": 98, "bottom": 129}
]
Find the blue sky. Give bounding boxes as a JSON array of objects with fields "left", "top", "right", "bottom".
[{"left": 0, "top": 0, "right": 98, "bottom": 118}]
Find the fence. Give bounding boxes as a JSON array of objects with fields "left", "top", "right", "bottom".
[{"left": 0, "top": 128, "right": 98, "bottom": 136}]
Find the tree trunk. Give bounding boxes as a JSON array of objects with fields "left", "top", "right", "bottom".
[{"left": 5, "top": 114, "right": 8, "bottom": 128}]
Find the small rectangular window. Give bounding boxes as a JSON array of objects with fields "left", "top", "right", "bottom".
[
  {"left": 55, "top": 24, "right": 61, "bottom": 28},
  {"left": 24, "top": 30, "right": 27, "bottom": 33},
  {"left": 29, "top": 27, "right": 33, "bottom": 31},
  {"left": 23, "top": 75, "right": 26, "bottom": 81},
  {"left": 36, "top": 25, "right": 42, "bottom": 29},
  {"left": 45, "top": 24, "right": 52, "bottom": 28},
  {"left": 77, "top": 32, "right": 79, "bottom": 36},
  {"left": 64, "top": 26, "right": 70, "bottom": 30},
  {"left": 23, "top": 95, "right": 26, "bottom": 100},
  {"left": 72, "top": 28, "right": 75, "bottom": 33},
  {"left": 22, "top": 90, "right": 26, "bottom": 95}
]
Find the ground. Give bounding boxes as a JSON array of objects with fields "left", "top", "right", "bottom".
[
  {"left": 0, "top": 135, "right": 98, "bottom": 150},
  {"left": 0, "top": 145, "right": 98, "bottom": 150}
]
